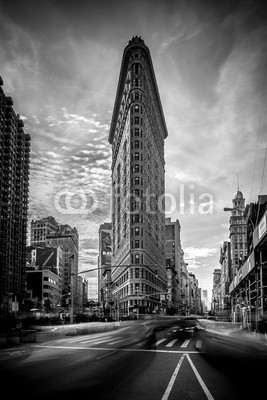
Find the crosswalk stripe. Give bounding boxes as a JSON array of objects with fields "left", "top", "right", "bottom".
[
  {"left": 155, "top": 338, "right": 167, "bottom": 346},
  {"left": 71, "top": 336, "right": 112, "bottom": 344},
  {"left": 181, "top": 339, "right": 191, "bottom": 348},
  {"left": 196, "top": 340, "right": 202, "bottom": 350},
  {"left": 108, "top": 339, "right": 126, "bottom": 345},
  {"left": 81, "top": 337, "right": 122, "bottom": 345},
  {"left": 166, "top": 339, "right": 179, "bottom": 347}
]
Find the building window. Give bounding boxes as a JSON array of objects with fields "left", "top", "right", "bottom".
[
  {"left": 134, "top": 152, "right": 139, "bottom": 161},
  {"left": 135, "top": 240, "right": 140, "bottom": 248},
  {"left": 135, "top": 268, "right": 140, "bottom": 278},
  {"left": 134, "top": 116, "right": 139, "bottom": 124},
  {"left": 135, "top": 254, "right": 140, "bottom": 264},
  {"left": 135, "top": 128, "right": 140, "bottom": 136},
  {"left": 135, "top": 227, "right": 140, "bottom": 235},
  {"left": 135, "top": 140, "right": 139, "bottom": 148}
]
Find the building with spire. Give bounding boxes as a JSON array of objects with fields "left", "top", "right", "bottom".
[
  {"left": 229, "top": 194, "right": 267, "bottom": 326},
  {"left": 228, "top": 189, "right": 247, "bottom": 277},
  {"left": 108, "top": 36, "right": 168, "bottom": 316},
  {"left": 0, "top": 77, "right": 31, "bottom": 315}
]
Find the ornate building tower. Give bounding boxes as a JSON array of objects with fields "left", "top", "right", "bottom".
[
  {"left": 108, "top": 36, "right": 168, "bottom": 316},
  {"left": 229, "top": 190, "right": 247, "bottom": 277}
]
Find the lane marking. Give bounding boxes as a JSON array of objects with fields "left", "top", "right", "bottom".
[
  {"left": 161, "top": 354, "right": 186, "bottom": 400},
  {"left": 166, "top": 339, "right": 178, "bottom": 347},
  {"left": 186, "top": 354, "right": 214, "bottom": 400},
  {"left": 33, "top": 344, "right": 200, "bottom": 354},
  {"left": 155, "top": 338, "right": 167, "bottom": 346},
  {"left": 181, "top": 339, "right": 191, "bottom": 348},
  {"left": 81, "top": 336, "right": 120, "bottom": 344},
  {"left": 97, "top": 350, "right": 118, "bottom": 360},
  {"left": 67, "top": 335, "right": 112, "bottom": 343},
  {"left": 68, "top": 353, "right": 94, "bottom": 365},
  {"left": 82, "top": 340, "right": 110, "bottom": 345},
  {"left": 108, "top": 339, "right": 126, "bottom": 345}
]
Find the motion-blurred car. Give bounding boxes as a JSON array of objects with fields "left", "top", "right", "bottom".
[
  {"left": 206, "top": 315, "right": 217, "bottom": 321},
  {"left": 197, "top": 319, "right": 267, "bottom": 364},
  {"left": 176, "top": 315, "right": 199, "bottom": 335}
]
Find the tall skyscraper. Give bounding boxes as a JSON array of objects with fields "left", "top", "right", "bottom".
[
  {"left": 0, "top": 77, "right": 31, "bottom": 314},
  {"left": 108, "top": 36, "right": 168, "bottom": 316}
]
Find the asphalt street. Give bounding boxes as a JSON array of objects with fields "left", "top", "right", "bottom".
[{"left": 0, "top": 321, "right": 265, "bottom": 400}]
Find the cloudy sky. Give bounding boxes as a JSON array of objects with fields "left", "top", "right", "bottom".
[{"left": 1, "top": 0, "right": 266, "bottom": 299}]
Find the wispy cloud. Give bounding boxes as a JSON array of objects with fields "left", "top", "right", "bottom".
[{"left": 1, "top": 0, "right": 266, "bottom": 298}]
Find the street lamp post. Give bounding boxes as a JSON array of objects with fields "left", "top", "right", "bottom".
[{"left": 223, "top": 207, "right": 255, "bottom": 231}]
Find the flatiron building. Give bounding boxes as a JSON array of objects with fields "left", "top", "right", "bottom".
[{"left": 108, "top": 36, "right": 168, "bottom": 316}]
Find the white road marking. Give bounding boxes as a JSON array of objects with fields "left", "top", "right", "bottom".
[
  {"left": 97, "top": 350, "right": 118, "bottom": 360},
  {"left": 155, "top": 338, "right": 167, "bottom": 346},
  {"left": 68, "top": 353, "right": 94, "bottom": 365},
  {"left": 82, "top": 340, "right": 109, "bottom": 345},
  {"left": 67, "top": 335, "right": 112, "bottom": 343},
  {"left": 186, "top": 354, "right": 214, "bottom": 400},
  {"left": 107, "top": 338, "right": 125, "bottom": 345},
  {"left": 181, "top": 339, "right": 191, "bottom": 347},
  {"left": 196, "top": 339, "right": 202, "bottom": 350},
  {"left": 33, "top": 344, "right": 200, "bottom": 354},
  {"left": 166, "top": 339, "right": 178, "bottom": 347},
  {"left": 81, "top": 336, "right": 122, "bottom": 345},
  {"left": 161, "top": 354, "right": 186, "bottom": 400}
]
